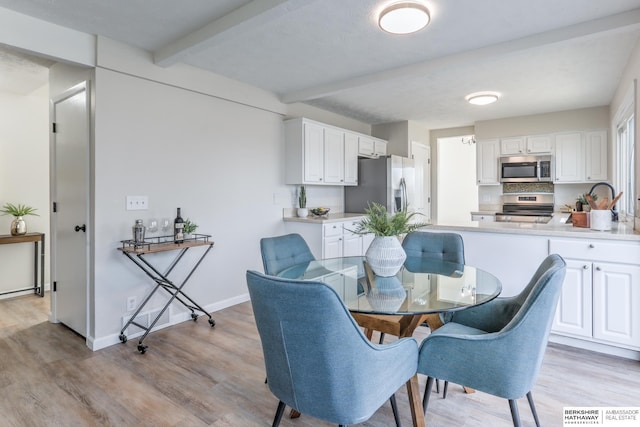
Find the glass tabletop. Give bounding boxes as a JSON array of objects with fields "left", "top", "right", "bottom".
[{"left": 276, "top": 256, "right": 502, "bottom": 316}]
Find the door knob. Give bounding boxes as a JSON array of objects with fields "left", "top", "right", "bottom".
[{"left": 75, "top": 224, "right": 86, "bottom": 232}]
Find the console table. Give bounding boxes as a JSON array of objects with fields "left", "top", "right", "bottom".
[{"left": 0, "top": 233, "right": 45, "bottom": 297}]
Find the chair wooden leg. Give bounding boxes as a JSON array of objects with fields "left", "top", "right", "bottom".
[
  {"left": 289, "top": 408, "right": 301, "bottom": 418},
  {"left": 390, "top": 394, "right": 401, "bottom": 427},
  {"left": 272, "top": 401, "right": 286, "bottom": 427},
  {"left": 508, "top": 399, "right": 522, "bottom": 427},
  {"left": 526, "top": 391, "right": 541, "bottom": 427},
  {"left": 422, "top": 376, "right": 435, "bottom": 415}
]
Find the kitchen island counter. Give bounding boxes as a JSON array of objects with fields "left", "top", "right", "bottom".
[
  {"left": 428, "top": 213, "right": 640, "bottom": 242},
  {"left": 283, "top": 212, "right": 366, "bottom": 224}
]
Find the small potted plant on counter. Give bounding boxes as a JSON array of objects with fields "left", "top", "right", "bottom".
[
  {"left": 183, "top": 219, "right": 198, "bottom": 239},
  {"left": 297, "top": 186, "right": 308, "bottom": 217},
  {"left": 0, "top": 202, "right": 39, "bottom": 236},
  {"left": 576, "top": 193, "right": 597, "bottom": 212}
]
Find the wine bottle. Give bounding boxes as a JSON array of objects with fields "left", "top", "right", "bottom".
[{"left": 174, "top": 207, "right": 184, "bottom": 243}]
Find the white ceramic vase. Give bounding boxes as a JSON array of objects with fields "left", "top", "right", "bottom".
[
  {"left": 366, "top": 275, "right": 406, "bottom": 312},
  {"left": 297, "top": 208, "right": 309, "bottom": 218},
  {"left": 365, "top": 236, "right": 406, "bottom": 277}
]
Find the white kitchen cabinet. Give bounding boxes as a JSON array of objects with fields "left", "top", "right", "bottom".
[
  {"left": 476, "top": 139, "right": 500, "bottom": 185},
  {"left": 284, "top": 218, "right": 373, "bottom": 260},
  {"left": 526, "top": 135, "right": 553, "bottom": 154},
  {"left": 286, "top": 118, "right": 387, "bottom": 185},
  {"left": 584, "top": 130, "right": 608, "bottom": 182},
  {"left": 374, "top": 139, "right": 387, "bottom": 157},
  {"left": 552, "top": 259, "right": 593, "bottom": 338},
  {"left": 344, "top": 133, "right": 359, "bottom": 185},
  {"left": 500, "top": 137, "right": 526, "bottom": 155},
  {"left": 554, "top": 131, "right": 608, "bottom": 183},
  {"left": 501, "top": 135, "right": 552, "bottom": 155},
  {"left": 470, "top": 213, "right": 495, "bottom": 222},
  {"left": 549, "top": 238, "right": 640, "bottom": 350},
  {"left": 592, "top": 262, "right": 640, "bottom": 347},
  {"left": 323, "top": 127, "right": 345, "bottom": 184}
]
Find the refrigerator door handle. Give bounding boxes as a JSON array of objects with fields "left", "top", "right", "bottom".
[{"left": 400, "top": 177, "right": 407, "bottom": 212}]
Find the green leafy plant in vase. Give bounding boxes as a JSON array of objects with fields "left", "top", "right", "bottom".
[
  {"left": 0, "top": 203, "right": 39, "bottom": 236},
  {"left": 183, "top": 219, "right": 198, "bottom": 238},
  {"left": 297, "top": 186, "right": 308, "bottom": 218},
  {"left": 576, "top": 193, "right": 597, "bottom": 212},
  {"left": 350, "top": 202, "right": 427, "bottom": 276}
]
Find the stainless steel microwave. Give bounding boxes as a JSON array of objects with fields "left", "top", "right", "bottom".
[{"left": 499, "top": 156, "right": 553, "bottom": 183}]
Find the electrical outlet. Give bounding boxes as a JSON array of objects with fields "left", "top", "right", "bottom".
[
  {"left": 126, "top": 296, "right": 137, "bottom": 311},
  {"left": 126, "top": 196, "right": 148, "bottom": 211}
]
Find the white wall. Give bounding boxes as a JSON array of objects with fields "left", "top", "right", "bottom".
[{"left": 0, "top": 85, "right": 50, "bottom": 297}]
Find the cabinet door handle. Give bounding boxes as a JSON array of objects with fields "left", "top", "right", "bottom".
[
  {"left": 589, "top": 244, "right": 595, "bottom": 248},
  {"left": 583, "top": 265, "right": 589, "bottom": 269},
  {"left": 595, "top": 266, "right": 601, "bottom": 271}
]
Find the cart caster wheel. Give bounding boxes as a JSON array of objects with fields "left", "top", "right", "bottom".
[
  {"left": 137, "top": 344, "right": 148, "bottom": 354},
  {"left": 208, "top": 318, "right": 216, "bottom": 327},
  {"left": 119, "top": 334, "right": 128, "bottom": 343},
  {"left": 191, "top": 313, "right": 198, "bottom": 321}
]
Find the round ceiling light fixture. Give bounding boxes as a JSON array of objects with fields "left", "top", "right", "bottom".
[
  {"left": 466, "top": 92, "right": 500, "bottom": 106},
  {"left": 378, "top": 2, "right": 431, "bottom": 35}
]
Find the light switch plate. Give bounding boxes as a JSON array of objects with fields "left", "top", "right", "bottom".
[{"left": 126, "top": 196, "right": 148, "bottom": 210}]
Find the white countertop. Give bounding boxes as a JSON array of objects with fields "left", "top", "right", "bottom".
[
  {"left": 283, "top": 212, "right": 367, "bottom": 224},
  {"left": 283, "top": 211, "right": 640, "bottom": 241},
  {"left": 428, "top": 213, "right": 640, "bottom": 241}
]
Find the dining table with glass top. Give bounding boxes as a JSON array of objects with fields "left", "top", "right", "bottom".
[{"left": 276, "top": 255, "right": 502, "bottom": 427}]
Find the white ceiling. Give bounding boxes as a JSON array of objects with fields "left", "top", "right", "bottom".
[{"left": 2, "top": 0, "right": 640, "bottom": 129}]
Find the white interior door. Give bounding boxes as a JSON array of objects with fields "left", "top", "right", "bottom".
[{"left": 51, "top": 82, "right": 90, "bottom": 337}]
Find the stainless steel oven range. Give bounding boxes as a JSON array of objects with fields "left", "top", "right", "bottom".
[{"left": 495, "top": 194, "right": 554, "bottom": 223}]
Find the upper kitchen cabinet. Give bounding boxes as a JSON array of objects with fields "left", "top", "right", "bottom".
[
  {"left": 285, "top": 118, "right": 364, "bottom": 186},
  {"left": 554, "top": 130, "right": 607, "bottom": 183},
  {"left": 476, "top": 138, "right": 500, "bottom": 185},
  {"left": 358, "top": 135, "right": 387, "bottom": 158},
  {"left": 500, "top": 135, "right": 552, "bottom": 155}
]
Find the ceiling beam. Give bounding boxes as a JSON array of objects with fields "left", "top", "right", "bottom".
[
  {"left": 154, "top": 0, "right": 314, "bottom": 67},
  {"left": 281, "top": 8, "right": 640, "bottom": 103}
]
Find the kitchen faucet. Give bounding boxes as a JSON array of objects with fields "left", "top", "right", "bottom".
[{"left": 589, "top": 182, "right": 619, "bottom": 221}]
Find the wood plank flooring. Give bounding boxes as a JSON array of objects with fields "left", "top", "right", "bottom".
[{"left": 1, "top": 293, "right": 639, "bottom": 426}]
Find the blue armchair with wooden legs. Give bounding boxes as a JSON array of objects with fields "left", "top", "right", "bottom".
[
  {"left": 417, "top": 254, "right": 566, "bottom": 427},
  {"left": 247, "top": 270, "right": 418, "bottom": 427}
]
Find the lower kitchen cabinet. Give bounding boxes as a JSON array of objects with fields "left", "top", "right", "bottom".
[
  {"left": 284, "top": 218, "right": 374, "bottom": 259},
  {"left": 549, "top": 238, "right": 640, "bottom": 351}
]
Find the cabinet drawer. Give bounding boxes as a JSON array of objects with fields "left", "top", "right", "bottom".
[
  {"left": 323, "top": 223, "right": 343, "bottom": 237},
  {"left": 549, "top": 239, "right": 640, "bottom": 264}
]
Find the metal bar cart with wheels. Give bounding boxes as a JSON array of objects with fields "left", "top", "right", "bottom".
[{"left": 117, "top": 234, "right": 215, "bottom": 354}]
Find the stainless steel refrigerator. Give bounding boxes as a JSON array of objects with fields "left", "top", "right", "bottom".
[{"left": 344, "top": 155, "right": 415, "bottom": 214}]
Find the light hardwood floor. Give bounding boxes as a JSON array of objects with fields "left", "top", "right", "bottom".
[{"left": 1, "top": 293, "right": 639, "bottom": 426}]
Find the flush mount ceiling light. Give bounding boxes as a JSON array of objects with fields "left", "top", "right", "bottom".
[
  {"left": 466, "top": 92, "right": 500, "bottom": 106},
  {"left": 378, "top": 2, "right": 430, "bottom": 35}
]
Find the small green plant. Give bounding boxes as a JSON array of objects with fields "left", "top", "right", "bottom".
[
  {"left": 0, "top": 203, "right": 39, "bottom": 217},
  {"left": 298, "top": 186, "right": 306, "bottom": 208},
  {"left": 183, "top": 219, "right": 198, "bottom": 234},
  {"left": 576, "top": 193, "right": 597, "bottom": 204},
  {"left": 349, "top": 202, "right": 427, "bottom": 237}
]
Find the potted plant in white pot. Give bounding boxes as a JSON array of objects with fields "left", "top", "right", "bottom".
[
  {"left": 0, "top": 203, "right": 39, "bottom": 236},
  {"left": 297, "top": 186, "right": 308, "bottom": 217},
  {"left": 183, "top": 219, "right": 198, "bottom": 239},
  {"left": 350, "top": 202, "right": 426, "bottom": 276}
]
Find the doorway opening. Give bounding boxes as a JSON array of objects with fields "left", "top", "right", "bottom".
[{"left": 436, "top": 135, "right": 478, "bottom": 223}]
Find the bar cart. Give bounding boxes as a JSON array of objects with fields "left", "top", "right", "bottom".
[{"left": 118, "top": 234, "right": 215, "bottom": 354}]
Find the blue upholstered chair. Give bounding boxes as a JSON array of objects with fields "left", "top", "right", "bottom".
[
  {"left": 417, "top": 254, "right": 566, "bottom": 427},
  {"left": 246, "top": 270, "right": 418, "bottom": 427},
  {"left": 401, "top": 231, "right": 465, "bottom": 263},
  {"left": 400, "top": 230, "right": 466, "bottom": 395},
  {"left": 260, "top": 233, "right": 315, "bottom": 276}
]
